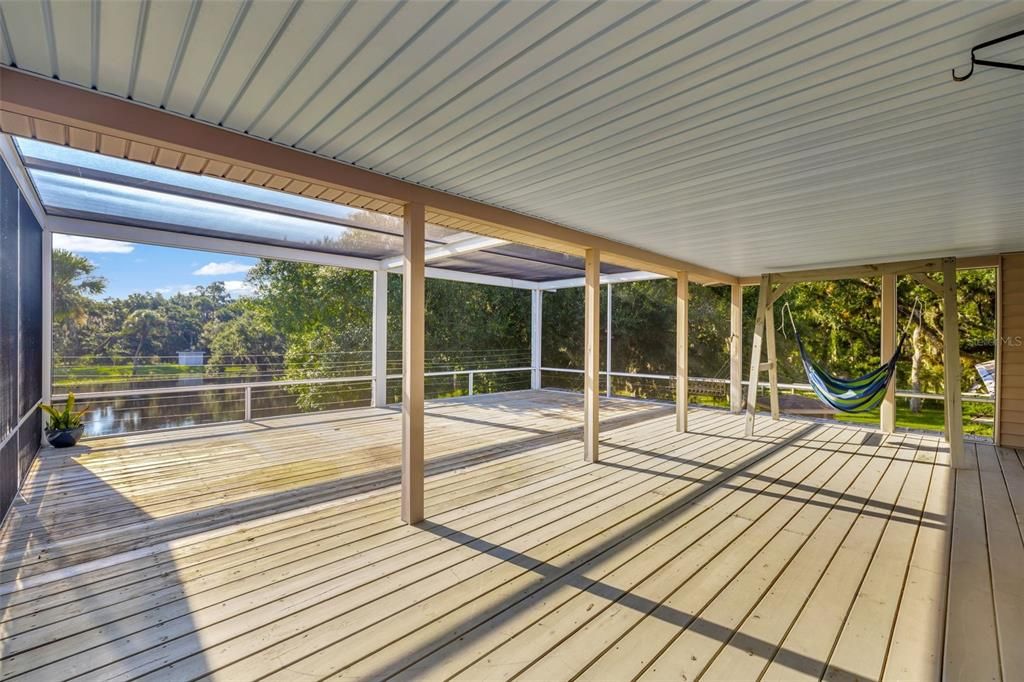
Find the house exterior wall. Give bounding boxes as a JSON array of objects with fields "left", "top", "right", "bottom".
[{"left": 999, "top": 253, "right": 1024, "bottom": 448}]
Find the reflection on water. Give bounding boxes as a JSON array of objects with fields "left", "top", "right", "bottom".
[
  {"left": 66, "top": 379, "right": 374, "bottom": 437},
  {"left": 59, "top": 368, "right": 533, "bottom": 438}
]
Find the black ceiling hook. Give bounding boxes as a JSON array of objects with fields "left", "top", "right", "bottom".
[{"left": 952, "top": 28, "right": 1024, "bottom": 82}]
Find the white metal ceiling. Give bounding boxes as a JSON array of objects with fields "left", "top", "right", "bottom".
[{"left": 2, "top": 0, "right": 1023, "bottom": 277}]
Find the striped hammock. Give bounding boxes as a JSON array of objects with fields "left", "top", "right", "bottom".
[{"left": 783, "top": 304, "right": 910, "bottom": 414}]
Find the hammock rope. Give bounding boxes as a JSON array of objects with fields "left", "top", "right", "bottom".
[{"left": 779, "top": 300, "right": 921, "bottom": 414}]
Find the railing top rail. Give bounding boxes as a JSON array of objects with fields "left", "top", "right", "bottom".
[
  {"left": 53, "top": 374, "right": 374, "bottom": 401},
  {"left": 53, "top": 366, "right": 537, "bottom": 401},
  {"left": 538, "top": 367, "right": 994, "bottom": 404},
  {"left": 51, "top": 365, "right": 994, "bottom": 405}
]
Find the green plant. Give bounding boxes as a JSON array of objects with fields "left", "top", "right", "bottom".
[{"left": 41, "top": 392, "right": 90, "bottom": 431}]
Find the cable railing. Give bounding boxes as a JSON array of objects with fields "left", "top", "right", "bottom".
[
  {"left": 539, "top": 367, "right": 996, "bottom": 403},
  {"left": 51, "top": 350, "right": 533, "bottom": 437},
  {"left": 48, "top": 349, "right": 994, "bottom": 438}
]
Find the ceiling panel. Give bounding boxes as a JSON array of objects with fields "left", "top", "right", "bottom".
[{"left": 3, "top": 0, "right": 1024, "bottom": 277}]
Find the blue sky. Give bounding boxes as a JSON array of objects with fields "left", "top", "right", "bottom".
[{"left": 53, "top": 234, "right": 258, "bottom": 300}]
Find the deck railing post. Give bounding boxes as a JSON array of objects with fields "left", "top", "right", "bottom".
[
  {"left": 244, "top": 386, "right": 252, "bottom": 421},
  {"left": 584, "top": 249, "right": 601, "bottom": 462},
  {"left": 402, "top": 203, "right": 426, "bottom": 523},
  {"left": 606, "top": 283, "right": 613, "bottom": 398},
  {"left": 531, "top": 289, "right": 542, "bottom": 390},
  {"left": 468, "top": 371, "right": 474, "bottom": 396}
]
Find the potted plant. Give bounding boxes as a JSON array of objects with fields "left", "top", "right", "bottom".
[{"left": 41, "top": 392, "right": 89, "bottom": 448}]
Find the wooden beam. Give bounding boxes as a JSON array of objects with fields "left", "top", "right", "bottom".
[
  {"left": 730, "top": 283, "right": 743, "bottom": 413},
  {"left": 766, "top": 281, "right": 793, "bottom": 307},
  {"left": 584, "top": 249, "right": 601, "bottom": 462},
  {"left": 401, "top": 203, "right": 425, "bottom": 523},
  {"left": 771, "top": 257, "right": 946, "bottom": 283},
  {"left": 745, "top": 275, "right": 771, "bottom": 436},
  {"left": 0, "top": 67, "right": 736, "bottom": 284},
  {"left": 881, "top": 273, "right": 897, "bottom": 433},
  {"left": 371, "top": 269, "right": 388, "bottom": 408},
  {"left": 957, "top": 254, "right": 1000, "bottom": 269},
  {"left": 676, "top": 272, "right": 689, "bottom": 432},
  {"left": 737, "top": 255, "right": 998, "bottom": 287},
  {"left": 943, "top": 257, "right": 966, "bottom": 468},
  {"left": 911, "top": 272, "right": 943, "bottom": 296}
]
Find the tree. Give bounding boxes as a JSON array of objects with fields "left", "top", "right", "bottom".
[
  {"left": 121, "top": 308, "right": 168, "bottom": 371},
  {"left": 52, "top": 249, "right": 106, "bottom": 325},
  {"left": 203, "top": 304, "right": 285, "bottom": 377}
]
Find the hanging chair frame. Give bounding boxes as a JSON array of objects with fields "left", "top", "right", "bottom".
[{"left": 743, "top": 258, "right": 966, "bottom": 469}]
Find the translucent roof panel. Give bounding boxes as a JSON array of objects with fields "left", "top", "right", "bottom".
[
  {"left": 485, "top": 243, "right": 633, "bottom": 276},
  {"left": 430, "top": 252, "right": 589, "bottom": 282},
  {"left": 17, "top": 137, "right": 461, "bottom": 243},
  {"left": 32, "top": 170, "right": 407, "bottom": 258},
  {"left": 18, "top": 137, "right": 655, "bottom": 283}
]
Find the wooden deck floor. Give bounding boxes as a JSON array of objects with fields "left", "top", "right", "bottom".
[{"left": 0, "top": 390, "right": 1021, "bottom": 681}]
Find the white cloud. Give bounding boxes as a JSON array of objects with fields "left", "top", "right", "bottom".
[
  {"left": 222, "top": 280, "right": 256, "bottom": 297},
  {"left": 53, "top": 234, "right": 134, "bottom": 254},
  {"left": 154, "top": 284, "right": 198, "bottom": 296},
  {"left": 193, "top": 260, "right": 253, "bottom": 276}
]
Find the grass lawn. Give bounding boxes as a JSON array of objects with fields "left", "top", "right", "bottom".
[
  {"left": 53, "top": 362, "right": 261, "bottom": 388},
  {"left": 689, "top": 392, "right": 993, "bottom": 438},
  {"left": 835, "top": 397, "right": 994, "bottom": 437},
  {"left": 54, "top": 363, "right": 202, "bottom": 385}
]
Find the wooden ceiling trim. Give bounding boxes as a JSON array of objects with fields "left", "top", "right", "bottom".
[
  {"left": 0, "top": 111, "right": 32, "bottom": 138},
  {"left": 178, "top": 153, "right": 206, "bottom": 173},
  {"left": 67, "top": 127, "right": 98, "bottom": 152},
  {"left": 98, "top": 134, "right": 127, "bottom": 158},
  {"left": 154, "top": 148, "right": 183, "bottom": 169},
  {"left": 224, "top": 165, "right": 253, "bottom": 182},
  {"left": 34, "top": 119, "right": 66, "bottom": 145}
]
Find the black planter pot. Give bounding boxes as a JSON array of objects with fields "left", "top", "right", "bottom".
[{"left": 46, "top": 426, "right": 84, "bottom": 448}]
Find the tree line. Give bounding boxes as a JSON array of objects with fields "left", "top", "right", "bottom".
[{"left": 53, "top": 248, "right": 996, "bottom": 411}]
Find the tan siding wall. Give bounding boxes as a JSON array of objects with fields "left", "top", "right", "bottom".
[{"left": 999, "top": 253, "right": 1024, "bottom": 447}]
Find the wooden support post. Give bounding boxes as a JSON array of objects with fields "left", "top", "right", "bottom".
[
  {"left": 531, "top": 289, "right": 542, "bottom": 390},
  {"left": 371, "top": 269, "right": 388, "bottom": 408},
  {"left": 942, "top": 257, "right": 966, "bottom": 468},
  {"left": 584, "top": 248, "right": 600, "bottom": 462},
  {"left": 729, "top": 283, "right": 743, "bottom": 413},
  {"left": 401, "top": 203, "right": 425, "bottom": 523},
  {"left": 745, "top": 275, "right": 770, "bottom": 436},
  {"left": 880, "top": 273, "right": 897, "bottom": 432},
  {"left": 765, "top": 301, "right": 780, "bottom": 420},
  {"left": 676, "top": 272, "right": 689, "bottom": 432}
]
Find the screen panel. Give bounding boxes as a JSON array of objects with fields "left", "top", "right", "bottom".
[
  {"left": 19, "top": 195, "right": 42, "bottom": 417},
  {"left": 0, "top": 157, "right": 18, "bottom": 439}
]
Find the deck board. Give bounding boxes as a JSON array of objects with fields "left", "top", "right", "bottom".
[{"left": 0, "top": 390, "right": 1020, "bottom": 681}]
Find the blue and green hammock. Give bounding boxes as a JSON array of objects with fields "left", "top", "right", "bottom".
[{"left": 781, "top": 303, "right": 916, "bottom": 414}]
